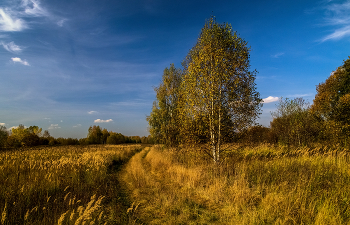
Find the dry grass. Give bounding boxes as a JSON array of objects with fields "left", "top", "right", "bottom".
[
  {"left": 4, "top": 143, "right": 348, "bottom": 224},
  {"left": 123, "top": 144, "right": 350, "bottom": 224},
  {"left": 0, "top": 144, "right": 142, "bottom": 224}
]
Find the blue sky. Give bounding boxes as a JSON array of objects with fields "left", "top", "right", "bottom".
[{"left": 0, "top": 0, "right": 349, "bottom": 138}]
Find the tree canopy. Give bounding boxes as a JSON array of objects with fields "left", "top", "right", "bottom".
[
  {"left": 311, "top": 57, "right": 350, "bottom": 140},
  {"left": 147, "top": 64, "right": 183, "bottom": 146}
]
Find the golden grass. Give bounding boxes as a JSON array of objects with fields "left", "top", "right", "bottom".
[
  {"left": 0, "top": 144, "right": 142, "bottom": 224},
  {"left": 123, "top": 144, "right": 350, "bottom": 224}
]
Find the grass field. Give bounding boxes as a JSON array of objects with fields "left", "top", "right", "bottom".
[
  {"left": 123, "top": 144, "right": 350, "bottom": 224},
  {"left": 2, "top": 144, "right": 350, "bottom": 224},
  {"left": 0, "top": 144, "right": 143, "bottom": 225}
]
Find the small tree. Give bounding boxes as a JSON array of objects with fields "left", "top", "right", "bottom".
[
  {"left": 28, "top": 126, "right": 42, "bottom": 137},
  {"left": 87, "top": 125, "right": 103, "bottom": 144},
  {"left": 42, "top": 130, "right": 50, "bottom": 138},
  {"left": 107, "top": 132, "right": 125, "bottom": 144},
  {"left": 102, "top": 128, "right": 110, "bottom": 144},
  {"left": 271, "top": 97, "right": 320, "bottom": 146}
]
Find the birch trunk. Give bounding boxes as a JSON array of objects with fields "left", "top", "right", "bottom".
[{"left": 217, "top": 88, "right": 222, "bottom": 162}]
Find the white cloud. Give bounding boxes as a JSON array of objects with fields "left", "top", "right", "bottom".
[
  {"left": 287, "top": 94, "right": 312, "bottom": 98},
  {"left": 322, "top": 25, "right": 350, "bottom": 41},
  {"left": 73, "top": 124, "right": 82, "bottom": 128},
  {"left": 0, "top": 123, "right": 5, "bottom": 126},
  {"left": 0, "top": 1, "right": 52, "bottom": 32},
  {"left": 94, "top": 119, "right": 113, "bottom": 123},
  {"left": 2, "top": 41, "right": 22, "bottom": 53},
  {"left": 321, "top": 1, "right": 350, "bottom": 41},
  {"left": 48, "top": 124, "right": 60, "bottom": 129},
  {"left": 11, "top": 57, "right": 30, "bottom": 66},
  {"left": 22, "top": 0, "right": 48, "bottom": 17},
  {"left": 271, "top": 52, "right": 285, "bottom": 58},
  {"left": 8, "top": 126, "right": 18, "bottom": 131},
  {"left": 0, "top": 8, "right": 26, "bottom": 31},
  {"left": 88, "top": 111, "right": 98, "bottom": 114},
  {"left": 57, "top": 19, "right": 67, "bottom": 27},
  {"left": 8, "top": 125, "right": 27, "bottom": 131},
  {"left": 262, "top": 96, "right": 279, "bottom": 103}
]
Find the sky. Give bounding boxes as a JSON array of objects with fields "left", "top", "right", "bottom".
[{"left": 0, "top": 0, "right": 349, "bottom": 138}]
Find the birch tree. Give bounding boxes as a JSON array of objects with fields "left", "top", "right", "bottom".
[{"left": 182, "top": 17, "right": 261, "bottom": 163}]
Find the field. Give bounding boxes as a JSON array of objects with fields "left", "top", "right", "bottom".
[
  {"left": 0, "top": 144, "right": 143, "bottom": 224},
  {"left": 1, "top": 144, "right": 350, "bottom": 224},
  {"left": 124, "top": 144, "right": 350, "bottom": 224}
]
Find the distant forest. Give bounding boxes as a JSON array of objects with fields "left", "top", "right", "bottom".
[{"left": 0, "top": 124, "right": 154, "bottom": 149}]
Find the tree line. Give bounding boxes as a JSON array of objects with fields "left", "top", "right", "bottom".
[
  {"left": 0, "top": 124, "right": 154, "bottom": 149},
  {"left": 147, "top": 16, "right": 350, "bottom": 161},
  {"left": 236, "top": 56, "right": 350, "bottom": 147}
]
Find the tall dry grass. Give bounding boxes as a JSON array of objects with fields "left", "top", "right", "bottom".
[
  {"left": 0, "top": 144, "right": 142, "bottom": 224},
  {"left": 123, "top": 144, "right": 350, "bottom": 224}
]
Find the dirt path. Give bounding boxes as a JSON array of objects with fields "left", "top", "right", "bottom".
[
  {"left": 115, "top": 147, "right": 151, "bottom": 224},
  {"left": 104, "top": 146, "right": 149, "bottom": 224}
]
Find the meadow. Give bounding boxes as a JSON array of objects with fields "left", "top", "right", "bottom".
[
  {"left": 0, "top": 144, "right": 143, "bottom": 225},
  {"left": 2, "top": 143, "right": 350, "bottom": 224},
  {"left": 123, "top": 144, "right": 350, "bottom": 224}
]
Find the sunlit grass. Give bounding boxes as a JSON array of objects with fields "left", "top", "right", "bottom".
[
  {"left": 0, "top": 144, "right": 142, "bottom": 224},
  {"left": 2, "top": 143, "right": 349, "bottom": 224},
  {"left": 124, "top": 144, "right": 350, "bottom": 224}
]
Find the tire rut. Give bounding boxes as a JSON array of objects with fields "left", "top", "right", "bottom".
[{"left": 104, "top": 146, "right": 148, "bottom": 224}]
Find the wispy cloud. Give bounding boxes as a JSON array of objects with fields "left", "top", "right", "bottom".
[
  {"left": 287, "top": 93, "right": 312, "bottom": 98},
  {"left": 11, "top": 57, "right": 29, "bottom": 66},
  {"left": 109, "top": 101, "right": 150, "bottom": 107},
  {"left": 22, "top": 0, "right": 48, "bottom": 17},
  {"left": 322, "top": 25, "right": 350, "bottom": 41},
  {"left": 88, "top": 111, "right": 98, "bottom": 114},
  {"left": 262, "top": 96, "right": 279, "bottom": 103},
  {"left": 321, "top": 0, "right": 350, "bottom": 41},
  {"left": 9, "top": 125, "right": 27, "bottom": 131},
  {"left": 2, "top": 41, "right": 22, "bottom": 53},
  {"left": 0, "top": 8, "right": 26, "bottom": 31},
  {"left": 57, "top": 19, "right": 67, "bottom": 27},
  {"left": 48, "top": 124, "right": 60, "bottom": 129},
  {"left": 94, "top": 119, "right": 113, "bottom": 123},
  {"left": 73, "top": 124, "right": 82, "bottom": 128},
  {"left": 271, "top": 52, "right": 285, "bottom": 58},
  {"left": 0, "top": 0, "right": 54, "bottom": 33}
]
